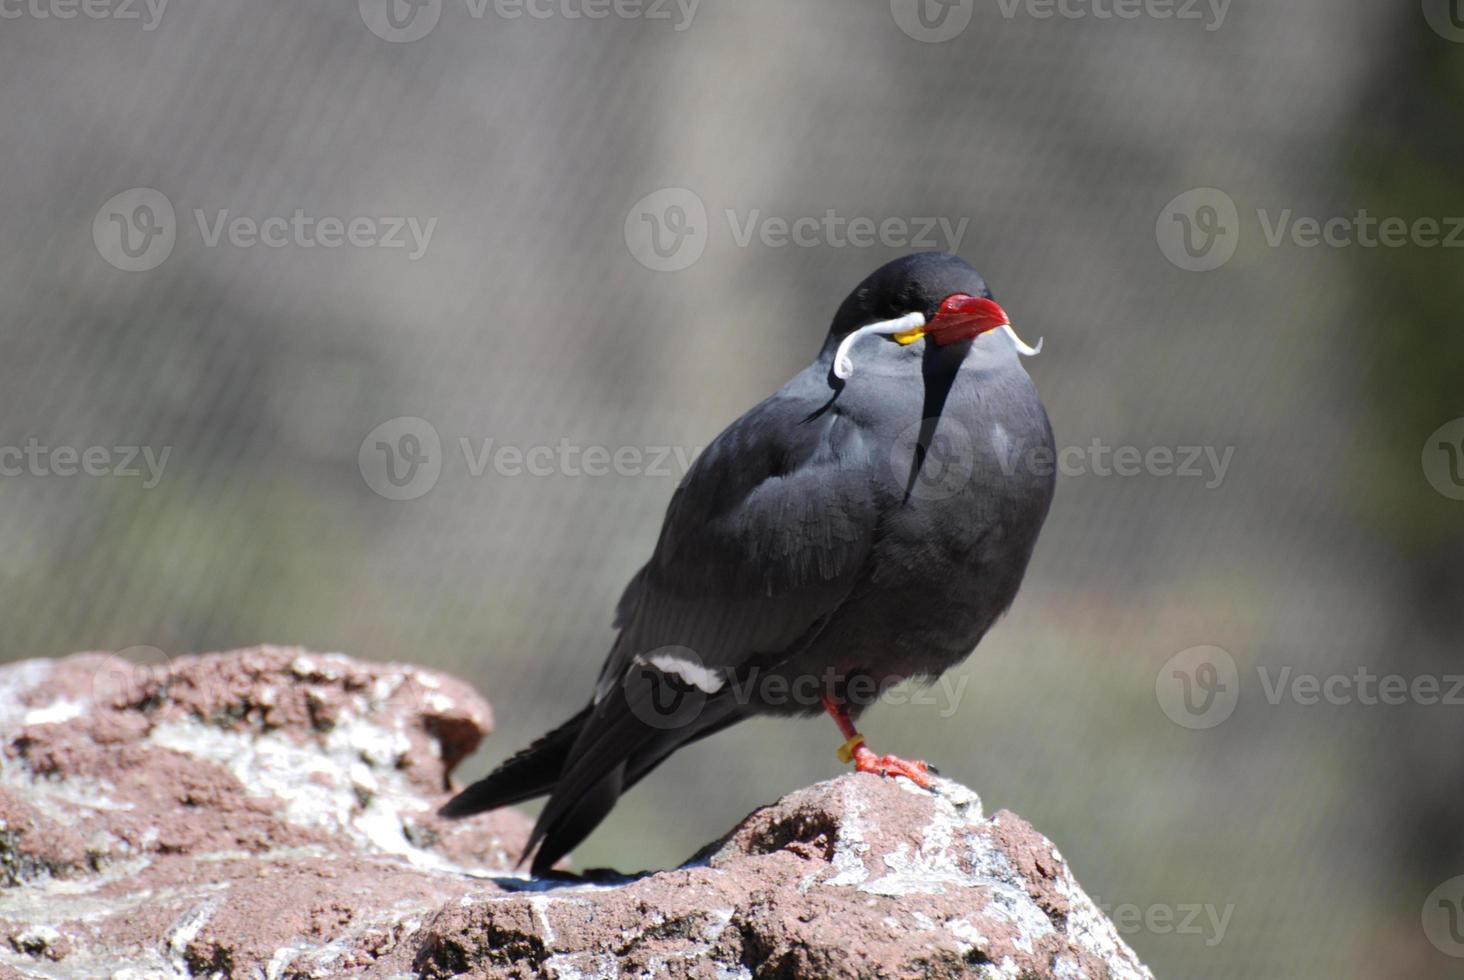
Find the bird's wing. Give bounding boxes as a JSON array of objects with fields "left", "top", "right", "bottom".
[
  {"left": 599, "top": 387, "right": 880, "bottom": 701},
  {"left": 524, "top": 387, "right": 882, "bottom": 871}
]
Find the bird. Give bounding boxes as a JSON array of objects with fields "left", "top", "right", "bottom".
[{"left": 441, "top": 252, "right": 1056, "bottom": 875}]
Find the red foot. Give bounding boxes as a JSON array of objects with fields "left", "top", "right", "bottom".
[{"left": 851, "top": 744, "right": 934, "bottom": 789}]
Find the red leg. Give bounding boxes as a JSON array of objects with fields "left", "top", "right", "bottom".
[
  {"left": 822, "top": 694, "right": 859, "bottom": 740},
  {"left": 821, "top": 695, "right": 934, "bottom": 790}
]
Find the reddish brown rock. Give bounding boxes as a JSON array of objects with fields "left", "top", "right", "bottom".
[{"left": 0, "top": 648, "right": 1150, "bottom": 979}]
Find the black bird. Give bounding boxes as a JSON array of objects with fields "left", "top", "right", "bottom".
[{"left": 442, "top": 253, "right": 1056, "bottom": 874}]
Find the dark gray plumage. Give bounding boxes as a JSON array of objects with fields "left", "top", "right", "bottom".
[{"left": 441, "top": 253, "right": 1056, "bottom": 874}]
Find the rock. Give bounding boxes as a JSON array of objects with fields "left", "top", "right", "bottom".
[{"left": 0, "top": 648, "right": 1151, "bottom": 979}]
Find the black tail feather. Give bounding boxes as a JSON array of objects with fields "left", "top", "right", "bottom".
[
  {"left": 444, "top": 695, "right": 747, "bottom": 874},
  {"left": 438, "top": 705, "right": 591, "bottom": 818},
  {"left": 522, "top": 698, "right": 745, "bottom": 873},
  {"left": 528, "top": 764, "right": 625, "bottom": 876}
]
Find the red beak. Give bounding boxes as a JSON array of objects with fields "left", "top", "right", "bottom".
[{"left": 925, "top": 294, "right": 1010, "bottom": 346}]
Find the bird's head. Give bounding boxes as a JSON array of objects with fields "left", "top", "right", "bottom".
[{"left": 826, "top": 253, "right": 1042, "bottom": 380}]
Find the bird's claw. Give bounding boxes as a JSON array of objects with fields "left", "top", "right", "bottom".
[{"left": 851, "top": 746, "right": 936, "bottom": 790}]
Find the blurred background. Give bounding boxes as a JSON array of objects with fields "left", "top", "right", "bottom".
[{"left": 2, "top": 0, "right": 1461, "bottom": 975}]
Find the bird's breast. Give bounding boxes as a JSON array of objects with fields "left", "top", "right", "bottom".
[{"left": 827, "top": 359, "right": 1053, "bottom": 676}]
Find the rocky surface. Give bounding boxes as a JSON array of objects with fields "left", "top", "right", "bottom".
[{"left": 0, "top": 647, "right": 1151, "bottom": 979}]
